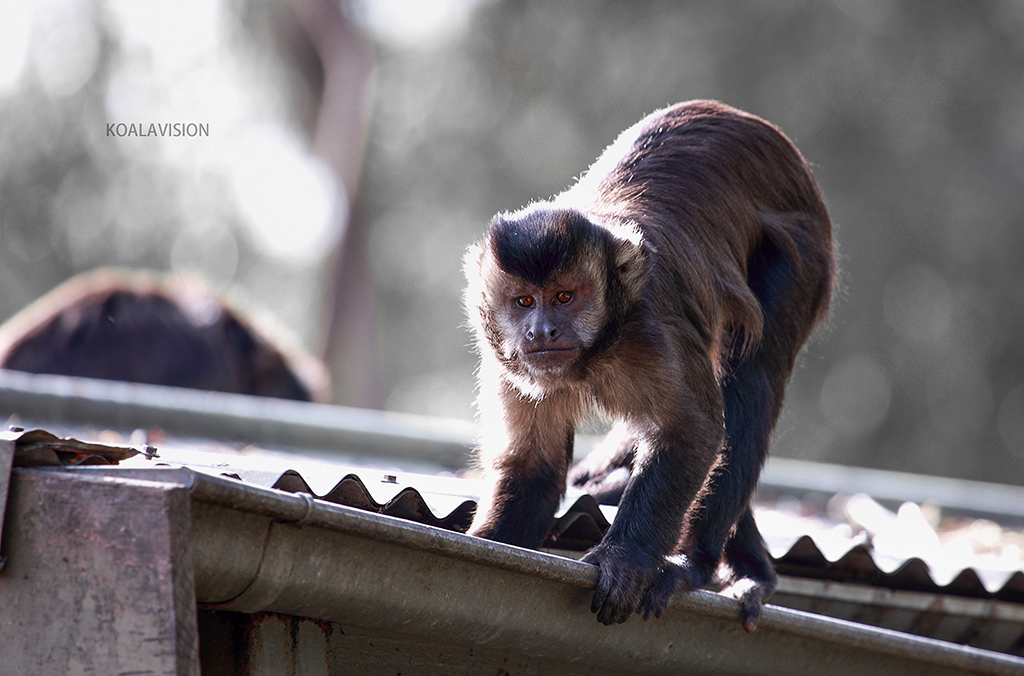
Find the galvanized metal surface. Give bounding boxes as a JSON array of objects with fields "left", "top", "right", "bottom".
[
  {"left": 129, "top": 445, "right": 1024, "bottom": 602},
  {"left": 761, "top": 458, "right": 1024, "bottom": 525},
  {"left": 773, "top": 577, "right": 1024, "bottom": 658},
  {"left": 169, "top": 450, "right": 1024, "bottom": 658},
  {"left": 7, "top": 425, "right": 1024, "bottom": 661},
  {"left": 4, "top": 457, "right": 1023, "bottom": 675},
  {"left": 4, "top": 374, "right": 1024, "bottom": 672},
  {"left": 28, "top": 430, "right": 1020, "bottom": 659},
  {"left": 198, "top": 610, "right": 643, "bottom": 676},
  {"left": 5, "top": 368, "right": 1024, "bottom": 521}
]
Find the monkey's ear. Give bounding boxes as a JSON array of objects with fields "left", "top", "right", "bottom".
[{"left": 609, "top": 224, "right": 646, "bottom": 305}]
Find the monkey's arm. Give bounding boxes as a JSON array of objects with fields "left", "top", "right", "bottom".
[
  {"left": 584, "top": 352, "right": 725, "bottom": 625},
  {"left": 469, "top": 368, "right": 580, "bottom": 548}
]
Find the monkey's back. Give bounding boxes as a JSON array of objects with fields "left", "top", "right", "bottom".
[{"left": 571, "top": 100, "right": 835, "bottom": 362}]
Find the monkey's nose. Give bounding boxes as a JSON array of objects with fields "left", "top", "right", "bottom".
[{"left": 527, "top": 322, "right": 558, "bottom": 343}]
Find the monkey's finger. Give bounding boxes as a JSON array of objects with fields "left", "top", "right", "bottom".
[
  {"left": 591, "top": 579, "right": 625, "bottom": 624},
  {"left": 641, "top": 602, "right": 662, "bottom": 622},
  {"left": 590, "top": 577, "right": 610, "bottom": 615},
  {"left": 638, "top": 562, "right": 685, "bottom": 621},
  {"left": 596, "top": 583, "right": 642, "bottom": 625},
  {"left": 596, "top": 596, "right": 630, "bottom": 625}
]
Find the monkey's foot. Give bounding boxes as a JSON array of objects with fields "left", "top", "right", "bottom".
[
  {"left": 721, "top": 576, "right": 773, "bottom": 632},
  {"left": 567, "top": 427, "right": 637, "bottom": 506},
  {"left": 581, "top": 542, "right": 663, "bottom": 625},
  {"left": 569, "top": 466, "right": 631, "bottom": 505}
]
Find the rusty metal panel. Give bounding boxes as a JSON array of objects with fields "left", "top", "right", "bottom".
[
  {"left": 0, "top": 469, "right": 199, "bottom": 676},
  {"left": 199, "top": 609, "right": 646, "bottom": 676}
]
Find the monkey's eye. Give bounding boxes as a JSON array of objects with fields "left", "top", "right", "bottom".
[
  {"left": 516, "top": 296, "right": 535, "bottom": 308},
  {"left": 554, "top": 291, "right": 573, "bottom": 304}
]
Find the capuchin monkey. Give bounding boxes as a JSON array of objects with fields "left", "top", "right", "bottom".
[{"left": 464, "top": 100, "right": 835, "bottom": 630}]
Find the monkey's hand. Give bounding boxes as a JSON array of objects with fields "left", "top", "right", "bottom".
[
  {"left": 636, "top": 554, "right": 714, "bottom": 621},
  {"left": 637, "top": 557, "right": 771, "bottom": 632},
  {"left": 581, "top": 542, "right": 664, "bottom": 625}
]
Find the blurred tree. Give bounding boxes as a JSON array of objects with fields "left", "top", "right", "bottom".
[
  {"left": 355, "top": 0, "right": 1024, "bottom": 484},
  {"left": 257, "top": 0, "right": 385, "bottom": 408}
]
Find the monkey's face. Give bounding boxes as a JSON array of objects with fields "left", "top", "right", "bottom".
[
  {"left": 464, "top": 206, "right": 646, "bottom": 393},
  {"left": 487, "top": 266, "right": 606, "bottom": 382}
]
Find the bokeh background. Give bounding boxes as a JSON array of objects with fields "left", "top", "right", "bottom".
[{"left": 1, "top": 0, "right": 1022, "bottom": 484}]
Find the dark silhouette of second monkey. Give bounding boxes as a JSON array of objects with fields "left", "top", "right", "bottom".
[{"left": 464, "top": 100, "right": 835, "bottom": 629}]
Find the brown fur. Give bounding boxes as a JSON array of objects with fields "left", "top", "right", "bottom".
[
  {"left": 465, "top": 100, "right": 835, "bottom": 628},
  {"left": 0, "top": 270, "right": 329, "bottom": 401}
]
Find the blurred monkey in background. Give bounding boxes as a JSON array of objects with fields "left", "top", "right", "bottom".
[{"left": 0, "top": 269, "right": 329, "bottom": 402}]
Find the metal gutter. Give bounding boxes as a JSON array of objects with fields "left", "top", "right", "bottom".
[
  {"left": 68, "top": 464, "right": 1024, "bottom": 675},
  {"left": 0, "top": 369, "right": 475, "bottom": 469},
  {"left": 113, "top": 444, "right": 1024, "bottom": 606},
  {"left": 4, "top": 374, "right": 1024, "bottom": 669}
]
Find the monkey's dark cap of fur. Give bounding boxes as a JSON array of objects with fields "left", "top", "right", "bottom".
[{"left": 488, "top": 209, "right": 601, "bottom": 287}]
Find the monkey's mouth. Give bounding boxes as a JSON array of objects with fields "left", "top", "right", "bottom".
[{"left": 521, "top": 346, "right": 579, "bottom": 371}]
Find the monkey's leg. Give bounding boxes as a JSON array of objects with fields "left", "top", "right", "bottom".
[
  {"left": 721, "top": 506, "right": 777, "bottom": 632},
  {"left": 640, "top": 219, "right": 826, "bottom": 627},
  {"left": 681, "top": 215, "right": 831, "bottom": 628},
  {"left": 567, "top": 421, "right": 636, "bottom": 505},
  {"left": 634, "top": 353, "right": 784, "bottom": 624}
]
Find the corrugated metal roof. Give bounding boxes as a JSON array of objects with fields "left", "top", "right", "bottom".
[
  {"left": 9, "top": 428, "right": 1024, "bottom": 600},
  {"left": 121, "top": 445, "right": 1024, "bottom": 602},
  {"left": 4, "top": 438, "right": 973, "bottom": 658},
  {"left": 13, "top": 459, "right": 1016, "bottom": 676}
]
